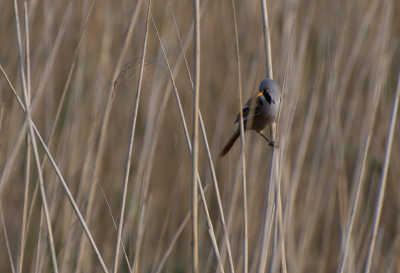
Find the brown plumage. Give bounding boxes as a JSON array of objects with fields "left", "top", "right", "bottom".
[{"left": 218, "top": 128, "right": 240, "bottom": 159}]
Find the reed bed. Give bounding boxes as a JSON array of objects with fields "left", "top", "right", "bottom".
[{"left": 0, "top": 0, "right": 400, "bottom": 272}]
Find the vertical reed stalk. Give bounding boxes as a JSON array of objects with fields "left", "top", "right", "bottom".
[
  {"left": 111, "top": 0, "right": 151, "bottom": 272},
  {"left": 191, "top": 0, "right": 201, "bottom": 272},
  {"left": 364, "top": 70, "right": 400, "bottom": 273}
]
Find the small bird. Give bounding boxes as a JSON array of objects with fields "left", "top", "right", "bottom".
[{"left": 218, "top": 78, "right": 281, "bottom": 159}]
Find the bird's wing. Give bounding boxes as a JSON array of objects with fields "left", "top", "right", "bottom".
[{"left": 234, "top": 97, "right": 262, "bottom": 123}]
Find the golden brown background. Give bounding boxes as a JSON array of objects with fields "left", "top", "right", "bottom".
[{"left": 0, "top": 0, "right": 400, "bottom": 272}]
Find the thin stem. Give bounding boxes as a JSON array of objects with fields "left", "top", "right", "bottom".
[
  {"left": 1, "top": 203, "right": 16, "bottom": 273},
  {"left": 257, "top": 1, "right": 277, "bottom": 272},
  {"left": 364, "top": 70, "right": 400, "bottom": 273},
  {"left": 148, "top": 5, "right": 224, "bottom": 271},
  {"left": 111, "top": 0, "right": 151, "bottom": 272},
  {"left": 17, "top": 4, "right": 31, "bottom": 272},
  {"left": 339, "top": 47, "right": 386, "bottom": 273},
  {"left": 1, "top": 64, "right": 108, "bottom": 273},
  {"left": 191, "top": 0, "right": 201, "bottom": 272},
  {"left": 75, "top": 0, "right": 143, "bottom": 270},
  {"left": 230, "top": 0, "right": 247, "bottom": 271},
  {"left": 170, "top": 4, "right": 234, "bottom": 270},
  {"left": 13, "top": 0, "right": 59, "bottom": 271},
  {"left": 260, "top": 0, "right": 273, "bottom": 79}
]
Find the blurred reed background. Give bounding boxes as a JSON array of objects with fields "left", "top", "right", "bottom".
[{"left": 0, "top": 0, "right": 400, "bottom": 272}]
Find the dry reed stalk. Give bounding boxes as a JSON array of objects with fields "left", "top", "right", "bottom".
[
  {"left": 154, "top": 185, "right": 210, "bottom": 273},
  {"left": 269, "top": 19, "right": 297, "bottom": 273},
  {"left": 283, "top": 65, "right": 321, "bottom": 264},
  {"left": 17, "top": 4, "right": 31, "bottom": 272},
  {"left": 146, "top": 7, "right": 224, "bottom": 273},
  {"left": 75, "top": 1, "right": 143, "bottom": 270},
  {"left": 24, "top": 3, "right": 97, "bottom": 271},
  {"left": 295, "top": 66, "right": 330, "bottom": 272},
  {"left": 111, "top": 0, "right": 151, "bottom": 271},
  {"left": 7, "top": 4, "right": 75, "bottom": 268},
  {"left": 116, "top": 1, "right": 222, "bottom": 270},
  {"left": 29, "top": 2, "right": 73, "bottom": 116},
  {"left": 282, "top": 3, "right": 317, "bottom": 248},
  {"left": 170, "top": 3, "right": 234, "bottom": 269},
  {"left": 150, "top": 170, "right": 185, "bottom": 273},
  {"left": 229, "top": 0, "right": 248, "bottom": 272},
  {"left": 257, "top": 0, "right": 280, "bottom": 272},
  {"left": 191, "top": 0, "right": 201, "bottom": 272},
  {"left": 340, "top": 2, "right": 392, "bottom": 270},
  {"left": 0, "top": 2, "right": 72, "bottom": 202},
  {"left": 150, "top": 6, "right": 227, "bottom": 271},
  {"left": 13, "top": 0, "right": 59, "bottom": 271},
  {"left": 1, "top": 0, "right": 400, "bottom": 272},
  {"left": 364, "top": 69, "right": 400, "bottom": 273},
  {"left": 339, "top": 60, "right": 384, "bottom": 273},
  {"left": 132, "top": 170, "right": 151, "bottom": 273},
  {"left": 1, "top": 54, "right": 108, "bottom": 273},
  {"left": 33, "top": 209, "right": 44, "bottom": 272},
  {"left": 0, "top": 203, "right": 16, "bottom": 273}
]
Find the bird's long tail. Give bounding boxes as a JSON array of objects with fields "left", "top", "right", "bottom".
[{"left": 218, "top": 129, "right": 240, "bottom": 160}]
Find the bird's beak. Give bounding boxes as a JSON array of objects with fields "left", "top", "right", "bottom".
[{"left": 257, "top": 92, "right": 263, "bottom": 97}]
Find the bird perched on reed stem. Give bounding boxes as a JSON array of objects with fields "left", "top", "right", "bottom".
[{"left": 218, "top": 78, "right": 281, "bottom": 159}]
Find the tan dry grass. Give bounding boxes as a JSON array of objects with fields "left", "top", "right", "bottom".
[{"left": 1, "top": 0, "right": 400, "bottom": 272}]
